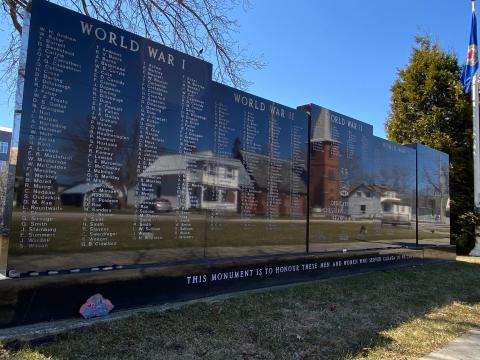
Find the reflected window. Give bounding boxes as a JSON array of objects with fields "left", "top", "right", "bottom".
[
  {"left": 218, "top": 189, "right": 226, "bottom": 202},
  {"left": 226, "top": 168, "right": 234, "bottom": 179},
  {"left": 203, "top": 187, "right": 228, "bottom": 202},
  {"left": 209, "top": 164, "right": 216, "bottom": 175},
  {"left": 360, "top": 205, "right": 366, "bottom": 214},
  {"left": 0, "top": 142, "right": 8, "bottom": 154},
  {"left": 356, "top": 191, "right": 362, "bottom": 198},
  {"left": 204, "top": 186, "right": 216, "bottom": 201},
  {"left": 383, "top": 203, "right": 392, "bottom": 212},
  {"left": 329, "top": 145, "right": 334, "bottom": 158},
  {"left": 365, "top": 192, "right": 371, "bottom": 198}
]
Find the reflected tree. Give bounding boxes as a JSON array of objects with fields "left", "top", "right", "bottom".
[{"left": 1, "top": 0, "right": 264, "bottom": 92}]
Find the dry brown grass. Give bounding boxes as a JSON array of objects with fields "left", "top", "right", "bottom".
[{"left": 457, "top": 255, "right": 480, "bottom": 264}]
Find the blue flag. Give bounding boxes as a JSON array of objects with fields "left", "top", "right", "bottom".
[{"left": 461, "top": 11, "right": 479, "bottom": 93}]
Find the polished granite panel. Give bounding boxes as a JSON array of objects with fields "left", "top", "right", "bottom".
[
  {"left": 8, "top": 0, "right": 213, "bottom": 272},
  {"left": 306, "top": 104, "right": 373, "bottom": 252},
  {"left": 371, "top": 136, "right": 416, "bottom": 247},
  {"left": 206, "top": 82, "right": 308, "bottom": 258},
  {"left": 305, "top": 104, "right": 417, "bottom": 251},
  {"left": 414, "top": 144, "right": 450, "bottom": 245}
]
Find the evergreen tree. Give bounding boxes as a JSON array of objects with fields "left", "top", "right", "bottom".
[{"left": 385, "top": 36, "right": 476, "bottom": 253}]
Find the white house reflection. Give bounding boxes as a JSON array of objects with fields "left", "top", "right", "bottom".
[
  {"left": 346, "top": 184, "right": 412, "bottom": 226},
  {"left": 130, "top": 151, "right": 251, "bottom": 212}
]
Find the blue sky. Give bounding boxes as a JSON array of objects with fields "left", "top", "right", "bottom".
[
  {"left": 0, "top": 0, "right": 473, "bottom": 138},
  {"left": 229, "top": 0, "right": 472, "bottom": 138}
]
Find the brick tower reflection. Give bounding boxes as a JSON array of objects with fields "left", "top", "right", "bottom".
[{"left": 310, "top": 108, "right": 340, "bottom": 217}]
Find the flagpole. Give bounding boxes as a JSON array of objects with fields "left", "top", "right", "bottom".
[{"left": 471, "top": 0, "right": 480, "bottom": 255}]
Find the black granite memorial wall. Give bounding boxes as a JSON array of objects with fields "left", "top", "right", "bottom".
[
  {"left": 411, "top": 144, "right": 450, "bottom": 245},
  {"left": 302, "top": 104, "right": 418, "bottom": 252},
  {"left": 207, "top": 82, "right": 308, "bottom": 258},
  {"left": 0, "top": 0, "right": 454, "bottom": 328},
  {"left": 371, "top": 137, "right": 416, "bottom": 247},
  {"left": 9, "top": 0, "right": 215, "bottom": 273},
  {"left": 303, "top": 104, "right": 373, "bottom": 252}
]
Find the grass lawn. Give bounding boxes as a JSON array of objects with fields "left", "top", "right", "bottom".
[{"left": 2, "top": 257, "right": 479, "bottom": 360}]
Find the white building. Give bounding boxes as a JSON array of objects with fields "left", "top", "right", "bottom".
[
  {"left": 128, "top": 151, "right": 252, "bottom": 211},
  {"left": 347, "top": 184, "right": 412, "bottom": 225}
]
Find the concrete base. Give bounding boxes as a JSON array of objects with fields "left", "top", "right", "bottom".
[
  {"left": 0, "top": 256, "right": 456, "bottom": 343},
  {"left": 469, "top": 226, "right": 480, "bottom": 256},
  {"left": 0, "top": 245, "right": 455, "bottom": 329},
  {"left": 469, "top": 245, "right": 480, "bottom": 256}
]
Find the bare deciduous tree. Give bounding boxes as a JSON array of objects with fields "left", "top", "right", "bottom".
[{"left": 1, "top": 0, "right": 264, "bottom": 91}]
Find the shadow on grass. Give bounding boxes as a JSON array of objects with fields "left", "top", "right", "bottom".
[{"left": 3, "top": 261, "right": 480, "bottom": 359}]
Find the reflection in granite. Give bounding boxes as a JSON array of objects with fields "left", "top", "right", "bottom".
[
  {"left": 304, "top": 105, "right": 419, "bottom": 251},
  {"left": 0, "top": 235, "right": 8, "bottom": 276},
  {"left": 413, "top": 144, "right": 450, "bottom": 244}
]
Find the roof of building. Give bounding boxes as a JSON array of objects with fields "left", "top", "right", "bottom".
[
  {"left": 62, "top": 182, "right": 114, "bottom": 195},
  {"left": 140, "top": 151, "right": 252, "bottom": 186},
  {"left": 239, "top": 151, "right": 308, "bottom": 194},
  {"left": 140, "top": 150, "right": 308, "bottom": 194},
  {"left": 310, "top": 107, "right": 339, "bottom": 144},
  {"left": 347, "top": 183, "right": 396, "bottom": 195}
]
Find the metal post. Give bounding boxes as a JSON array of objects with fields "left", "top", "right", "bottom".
[
  {"left": 471, "top": 74, "right": 480, "bottom": 255},
  {"left": 470, "top": 1, "right": 480, "bottom": 254},
  {"left": 415, "top": 147, "right": 419, "bottom": 247},
  {"left": 473, "top": 1, "right": 480, "bottom": 211}
]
